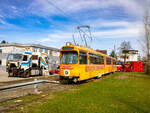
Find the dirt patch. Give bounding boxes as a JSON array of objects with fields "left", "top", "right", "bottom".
[{"left": 115, "top": 74, "right": 129, "bottom": 79}]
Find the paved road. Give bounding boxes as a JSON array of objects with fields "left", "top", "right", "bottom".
[
  {"left": 0, "top": 70, "right": 59, "bottom": 84},
  {"left": 0, "top": 71, "right": 26, "bottom": 82}
]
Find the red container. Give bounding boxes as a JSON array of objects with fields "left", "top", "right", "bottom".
[
  {"left": 133, "top": 62, "right": 138, "bottom": 72},
  {"left": 132, "top": 61, "right": 143, "bottom": 72},
  {"left": 138, "top": 62, "right": 143, "bottom": 72},
  {"left": 123, "top": 64, "right": 132, "bottom": 72},
  {"left": 117, "top": 65, "right": 122, "bottom": 71}
]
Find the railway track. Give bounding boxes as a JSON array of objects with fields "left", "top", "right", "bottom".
[
  {"left": 0, "top": 73, "right": 111, "bottom": 112},
  {"left": 0, "top": 79, "right": 59, "bottom": 92},
  {"left": 0, "top": 74, "right": 60, "bottom": 102},
  {"left": 0, "top": 75, "right": 76, "bottom": 112},
  {"left": 0, "top": 74, "right": 59, "bottom": 87},
  {"left": 0, "top": 82, "right": 75, "bottom": 113}
]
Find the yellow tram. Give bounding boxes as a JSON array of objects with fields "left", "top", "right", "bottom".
[{"left": 60, "top": 42, "right": 117, "bottom": 83}]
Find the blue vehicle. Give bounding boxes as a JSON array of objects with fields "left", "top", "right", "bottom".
[{"left": 6, "top": 51, "right": 49, "bottom": 77}]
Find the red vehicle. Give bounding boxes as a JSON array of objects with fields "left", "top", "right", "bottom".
[
  {"left": 123, "top": 64, "right": 132, "bottom": 72},
  {"left": 49, "top": 69, "right": 60, "bottom": 75},
  {"left": 49, "top": 65, "right": 60, "bottom": 75}
]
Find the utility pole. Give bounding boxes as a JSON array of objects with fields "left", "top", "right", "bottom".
[{"left": 144, "top": 9, "right": 150, "bottom": 74}]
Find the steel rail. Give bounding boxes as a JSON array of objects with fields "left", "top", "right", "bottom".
[{"left": 0, "top": 80, "right": 59, "bottom": 92}]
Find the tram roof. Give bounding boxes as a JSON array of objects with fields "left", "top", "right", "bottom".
[{"left": 61, "top": 43, "right": 116, "bottom": 60}]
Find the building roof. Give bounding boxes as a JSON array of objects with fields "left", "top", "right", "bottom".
[
  {"left": 122, "top": 50, "right": 138, "bottom": 52},
  {"left": 122, "top": 50, "right": 138, "bottom": 54},
  {"left": 0, "top": 43, "right": 60, "bottom": 51}
]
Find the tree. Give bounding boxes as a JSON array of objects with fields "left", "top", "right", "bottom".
[
  {"left": 143, "top": 7, "right": 150, "bottom": 74},
  {"left": 119, "top": 41, "right": 132, "bottom": 51},
  {"left": 110, "top": 50, "right": 117, "bottom": 59},
  {"left": 118, "top": 41, "right": 132, "bottom": 63},
  {"left": 1, "top": 40, "right": 6, "bottom": 44}
]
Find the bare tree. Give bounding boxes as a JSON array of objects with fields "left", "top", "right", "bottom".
[
  {"left": 144, "top": 7, "right": 150, "bottom": 74},
  {"left": 118, "top": 41, "right": 132, "bottom": 63}
]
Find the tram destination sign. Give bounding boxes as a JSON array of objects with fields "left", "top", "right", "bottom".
[{"left": 63, "top": 47, "right": 74, "bottom": 50}]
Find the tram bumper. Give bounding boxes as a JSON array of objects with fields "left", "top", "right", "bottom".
[{"left": 60, "top": 76, "right": 79, "bottom": 82}]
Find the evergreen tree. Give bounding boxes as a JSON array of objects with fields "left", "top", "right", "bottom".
[
  {"left": 110, "top": 50, "right": 117, "bottom": 59},
  {"left": 1, "top": 40, "right": 6, "bottom": 44}
]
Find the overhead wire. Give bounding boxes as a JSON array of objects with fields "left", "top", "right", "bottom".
[
  {"left": 46, "top": 0, "right": 82, "bottom": 26},
  {"left": 46, "top": 0, "right": 93, "bottom": 46},
  {"left": 46, "top": 0, "right": 129, "bottom": 48}
]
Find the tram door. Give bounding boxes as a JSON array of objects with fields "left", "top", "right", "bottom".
[
  {"left": 89, "top": 53, "right": 97, "bottom": 78},
  {"left": 79, "top": 51, "right": 90, "bottom": 80}
]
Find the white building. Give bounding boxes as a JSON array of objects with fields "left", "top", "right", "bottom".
[
  {"left": 120, "top": 50, "right": 138, "bottom": 62},
  {"left": 0, "top": 43, "right": 60, "bottom": 71}
]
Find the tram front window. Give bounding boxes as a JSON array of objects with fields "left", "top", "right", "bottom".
[{"left": 61, "top": 51, "right": 78, "bottom": 64}]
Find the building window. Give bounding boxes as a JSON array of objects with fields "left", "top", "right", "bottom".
[
  {"left": 49, "top": 50, "right": 52, "bottom": 55},
  {"left": 40, "top": 49, "right": 42, "bottom": 53},
  {"left": 51, "top": 51, "right": 54, "bottom": 56},
  {"left": 33, "top": 48, "right": 37, "bottom": 52},
  {"left": 0, "top": 49, "right": 2, "bottom": 53}
]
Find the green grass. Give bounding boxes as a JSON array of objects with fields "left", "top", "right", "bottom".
[{"left": 7, "top": 72, "right": 150, "bottom": 113}]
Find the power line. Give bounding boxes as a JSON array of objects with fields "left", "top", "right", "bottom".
[
  {"left": 46, "top": 0, "right": 82, "bottom": 26},
  {"left": 46, "top": 0, "right": 94, "bottom": 46}
]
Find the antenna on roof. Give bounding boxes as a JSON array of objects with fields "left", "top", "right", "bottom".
[{"left": 72, "top": 25, "right": 93, "bottom": 48}]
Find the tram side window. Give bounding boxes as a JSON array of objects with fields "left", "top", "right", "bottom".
[
  {"left": 79, "top": 52, "right": 87, "bottom": 64},
  {"left": 89, "top": 53, "right": 94, "bottom": 64},
  {"left": 89, "top": 53, "right": 98, "bottom": 64},
  {"left": 95, "top": 55, "right": 100, "bottom": 64},
  {"left": 99, "top": 56, "right": 104, "bottom": 64},
  {"left": 106, "top": 58, "right": 111, "bottom": 65}
]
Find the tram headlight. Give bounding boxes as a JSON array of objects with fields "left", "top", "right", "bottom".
[{"left": 64, "top": 69, "right": 70, "bottom": 76}]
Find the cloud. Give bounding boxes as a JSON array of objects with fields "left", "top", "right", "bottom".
[
  {"left": 0, "top": 18, "right": 7, "bottom": 25},
  {"left": 0, "top": 14, "right": 4, "bottom": 18},
  {"left": 94, "top": 28, "right": 140, "bottom": 39},
  {"left": 0, "top": 0, "right": 146, "bottom": 51},
  {"left": 37, "top": 32, "right": 73, "bottom": 43},
  {"left": 29, "top": 0, "right": 146, "bottom": 18},
  {"left": 38, "top": 38, "right": 57, "bottom": 43},
  {"left": 11, "top": 6, "right": 17, "bottom": 10},
  {"left": 0, "top": 19, "right": 25, "bottom": 30},
  {"left": 84, "top": 19, "right": 143, "bottom": 29},
  {"left": 37, "top": 21, "right": 142, "bottom": 44}
]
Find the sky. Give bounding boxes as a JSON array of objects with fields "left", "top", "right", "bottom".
[{"left": 0, "top": 0, "right": 149, "bottom": 55}]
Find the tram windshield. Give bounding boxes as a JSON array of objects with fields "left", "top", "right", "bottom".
[
  {"left": 61, "top": 51, "right": 78, "bottom": 64},
  {"left": 7, "top": 54, "right": 22, "bottom": 61}
]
